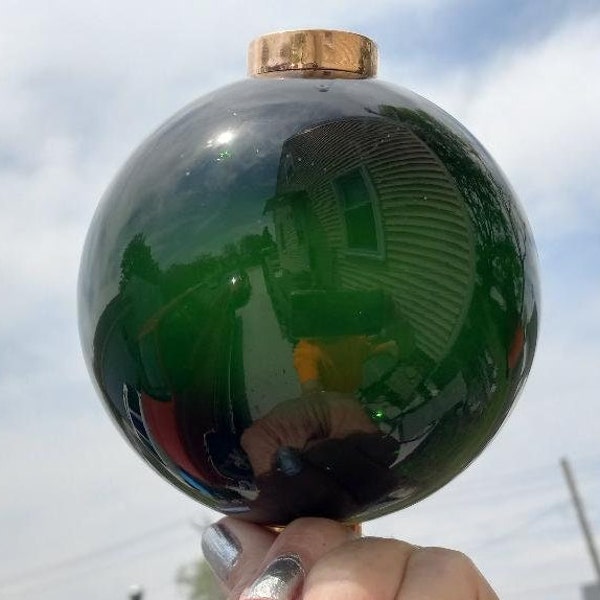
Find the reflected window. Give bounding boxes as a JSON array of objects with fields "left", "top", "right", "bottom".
[
  {"left": 334, "top": 167, "right": 382, "bottom": 255},
  {"left": 278, "top": 221, "right": 286, "bottom": 250},
  {"left": 291, "top": 192, "right": 308, "bottom": 246},
  {"left": 283, "top": 153, "right": 295, "bottom": 184}
]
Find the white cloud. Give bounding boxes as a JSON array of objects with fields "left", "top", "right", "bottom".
[{"left": 389, "top": 13, "right": 600, "bottom": 240}]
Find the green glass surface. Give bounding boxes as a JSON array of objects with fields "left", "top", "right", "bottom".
[{"left": 78, "top": 77, "right": 539, "bottom": 525}]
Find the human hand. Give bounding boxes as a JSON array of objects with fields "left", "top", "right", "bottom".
[
  {"left": 201, "top": 517, "right": 500, "bottom": 600},
  {"left": 240, "top": 393, "right": 377, "bottom": 477}
]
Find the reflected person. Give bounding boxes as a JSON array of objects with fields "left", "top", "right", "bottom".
[{"left": 241, "top": 331, "right": 399, "bottom": 478}]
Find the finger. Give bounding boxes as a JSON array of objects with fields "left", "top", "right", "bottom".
[
  {"left": 303, "top": 537, "right": 415, "bottom": 600},
  {"left": 236, "top": 517, "right": 357, "bottom": 600},
  {"left": 201, "top": 518, "right": 276, "bottom": 592},
  {"left": 397, "top": 547, "right": 499, "bottom": 600}
]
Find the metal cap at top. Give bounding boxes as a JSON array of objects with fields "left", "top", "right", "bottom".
[{"left": 248, "top": 30, "right": 378, "bottom": 79}]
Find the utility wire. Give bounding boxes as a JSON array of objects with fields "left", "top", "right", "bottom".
[
  {"left": 0, "top": 516, "right": 191, "bottom": 590},
  {"left": 468, "top": 499, "right": 570, "bottom": 551},
  {"left": 0, "top": 526, "right": 197, "bottom": 597},
  {"left": 1, "top": 454, "right": 597, "bottom": 593}
]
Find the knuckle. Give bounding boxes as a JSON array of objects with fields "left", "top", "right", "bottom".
[
  {"left": 415, "top": 546, "right": 478, "bottom": 579},
  {"left": 283, "top": 517, "right": 350, "bottom": 546}
]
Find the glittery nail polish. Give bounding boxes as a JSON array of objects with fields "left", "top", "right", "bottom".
[
  {"left": 240, "top": 554, "right": 304, "bottom": 600},
  {"left": 201, "top": 523, "right": 241, "bottom": 582}
]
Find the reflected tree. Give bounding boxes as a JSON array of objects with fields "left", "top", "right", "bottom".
[{"left": 119, "top": 233, "right": 161, "bottom": 291}]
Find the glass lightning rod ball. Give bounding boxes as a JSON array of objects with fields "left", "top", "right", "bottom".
[{"left": 79, "top": 30, "right": 539, "bottom": 525}]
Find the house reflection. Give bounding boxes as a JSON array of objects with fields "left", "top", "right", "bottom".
[{"left": 262, "top": 115, "right": 476, "bottom": 410}]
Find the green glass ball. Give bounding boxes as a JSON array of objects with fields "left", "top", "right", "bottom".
[{"left": 79, "top": 75, "right": 539, "bottom": 525}]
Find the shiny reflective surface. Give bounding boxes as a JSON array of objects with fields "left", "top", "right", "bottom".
[
  {"left": 79, "top": 77, "right": 539, "bottom": 525},
  {"left": 248, "top": 29, "right": 378, "bottom": 78}
]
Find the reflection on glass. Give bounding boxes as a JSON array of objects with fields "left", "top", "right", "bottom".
[{"left": 79, "top": 77, "right": 539, "bottom": 525}]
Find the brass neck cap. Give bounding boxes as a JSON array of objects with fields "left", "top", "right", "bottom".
[{"left": 248, "top": 29, "right": 378, "bottom": 79}]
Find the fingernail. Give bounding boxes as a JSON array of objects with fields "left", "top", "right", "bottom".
[
  {"left": 240, "top": 553, "right": 304, "bottom": 600},
  {"left": 201, "top": 523, "right": 241, "bottom": 582},
  {"left": 276, "top": 446, "right": 303, "bottom": 476}
]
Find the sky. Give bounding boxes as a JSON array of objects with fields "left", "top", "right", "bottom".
[{"left": 0, "top": 0, "right": 599, "bottom": 598}]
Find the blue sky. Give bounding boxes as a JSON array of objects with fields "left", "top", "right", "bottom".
[
  {"left": 0, "top": 1, "right": 599, "bottom": 599},
  {"left": 371, "top": 0, "right": 600, "bottom": 69}
]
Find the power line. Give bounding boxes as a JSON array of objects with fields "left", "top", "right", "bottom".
[
  {"left": 0, "top": 528, "right": 197, "bottom": 598},
  {"left": 468, "top": 500, "right": 570, "bottom": 551},
  {"left": 432, "top": 454, "right": 600, "bottom": 506},
  {"left": 1, "top": 454, "right": 598, "bottom": 596},
  {"left": 0, "top": 516, "right": 191, "bottom": 590}
]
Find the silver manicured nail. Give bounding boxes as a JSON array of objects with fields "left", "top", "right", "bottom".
[
  {"left": 241, "top": 553, "right": 304, "bottom": 600},
  {"left": 201, "top": 523, "right": 241, "bottom": 582}
]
